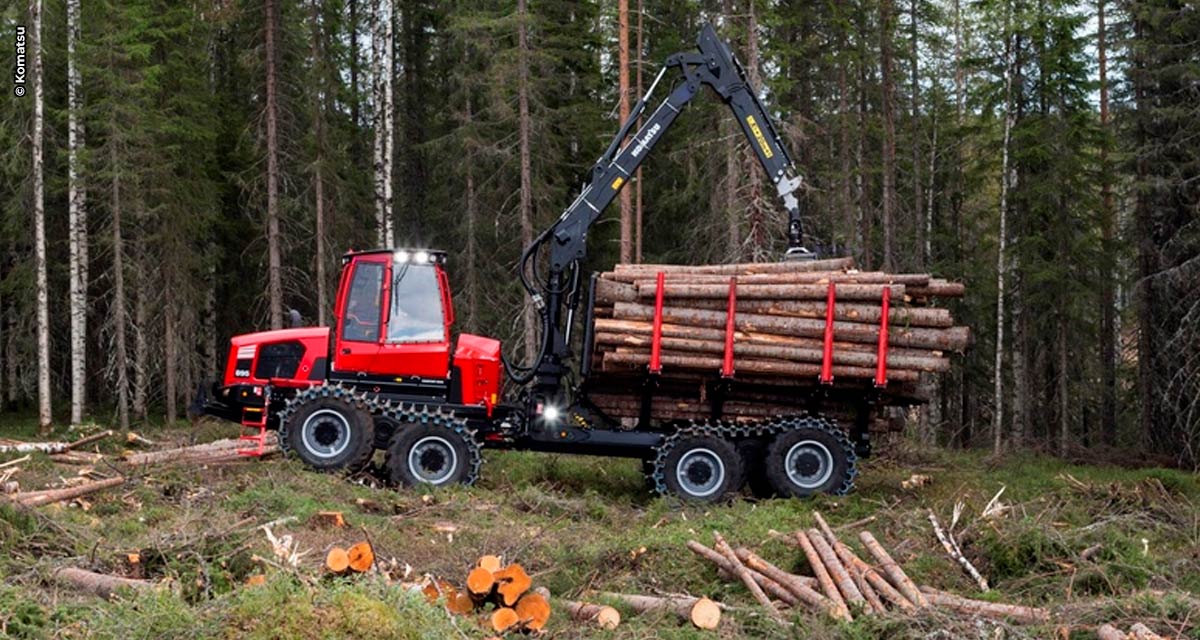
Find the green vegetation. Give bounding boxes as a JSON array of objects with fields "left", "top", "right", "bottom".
[{"left": 1, "top": 420, "right": 1197, "bottom": 638}]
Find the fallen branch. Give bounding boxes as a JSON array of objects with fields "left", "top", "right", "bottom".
[
  {"left": 713, "top": 532, "right": 785, "bottom": 623},
  {"left": 919, "top": 586, "right": 1049, "bottom": 624},
  {"left": 13, "top": 476, "right": 127, "bottom": 507},
  {"left": 598, "top": 592, "right": 722, "bottom": 629},
  {"left": 0, "top": 455, "right": 31, "bottom": 469},
  {"left": 0, "top": 430, "right": 114, "bottom": 454},
  {"left": 687, "top": 540, "right": 801, "bottom": 606},
  {"left": 806, "top": 529, "right": 866, "bottom": 608},
  {"left": 859, "top": 531, "right": 928, "bottom": 607},
  {"left": 928, "top": 510, "right": 989, "bottom": 591},
  {"left": 51, "top": 567, "right": 154, "bottom": 599},
  {"left": 811, "top": 513, "right": 886, "bottom": 613},
  {"left": 796, "top": 529, "right": 850, "bottom": 617}
]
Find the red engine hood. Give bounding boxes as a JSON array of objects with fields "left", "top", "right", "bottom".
[{"left": 230, "top": 326, "right": 330, "bottom": 353}]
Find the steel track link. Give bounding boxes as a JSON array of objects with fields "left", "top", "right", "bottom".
[
  {"left": 647, "top": 414, "right": 858, "bottom": 497},
  {"left": 277, "top": 382, "right": 483, "bottom": 486}
]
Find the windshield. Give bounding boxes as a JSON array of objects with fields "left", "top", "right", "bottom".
[{"left": 387, "top": 263, "right": 446, "bottom": 343}]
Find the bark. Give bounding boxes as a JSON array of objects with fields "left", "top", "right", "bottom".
[
  {"left": 808, "top": 513, "right": 915, "bottom": 610},
  {"left": 164, "top": 302, "right": 177, "bottom": 424},
  {"left": 464, "top": 95, "right": 479, "bottom": 331},
  {"left": 32, "top": 0, "right": 51, "bottom": 433},
  {"left": 919, "top": 586, "right": 1049, "bottom": 623},
  {"left": 123, "top": 435, "right": 278, "bottom": 466},
  {"left": 534, "top": 587, "right": 620, "bottom": 630},
  {"left": 0, "top": 430, "right": 112, "bottom": 454},
  {"left": 806, "top": 529, "right": 865, "bottom": 607},
  {"left": 51, "top": 567, "right": 153, "bottom": 599},
  {"left": 110, "top": 142, "right": 130, "bottom": 431},
  {"left": 618, "top": 0, "right": 632, "bottom": 263},
  {"left": 611, "top": 303, "right": 970, "bottom": 351},
  {"left": 16, "top": 477, "right": 126, "bottom": 507},
  {"left": 734, "top": 548, "right": 841, "bottom": 618},
  {"left": 310, "top": 0, "right": 328, "bottom": 327},
  {"left": 372, "top": 0, "right": 394, "bottom": 247},
  {"left": 265, "top": 0, "right": 283, "bottom": 330},
  {"left": 879, "top": 0, "right": 898, "bottom": 272},
  {"left": 856, "top": 10, "right": 870, "bottom": 268},
  {"left": 635, "top": 282, "right": 905, "bottom": 302},
  {"left": 610, "top": 270, "right": 933, "bottom": 286},
  {"left": 634, "top": 0, "right": 644, "bottom": 263},
  {"left": 517, "top": 0, "right": 536, "bottom": 362},
  {"left": 1058, "top": 319, "right": 1069, "bottom": 455},
  {"left": 1097, "top": 0, "right": 1116, "bottom": 446},
  {"left": 349, "top": 0, "right": 360, "bottom": 129},
  {"left": 909, "top": 0, "right": 923, "bottom": 268},
  {"left": 743, "top": 0, "right": 769, "bottom": 257},
  {"left": 1097, "top": 625, "right": 1126, "bottom": 640},
  {"left": 838, "top": 25, "right": 854, "bottom": 254},
  {"left": 133, "top": 273, "right": 148, "bottom": 421},
  {"left": 858, "top": 531, "right": 927, "bottom": 607},
  {"left": 795, "top": 529, "right": 850, "bottom": 618},
  {"left": 686, "top": 540, "right": 799, "bottom": 607},
  {"left": 597, "top": 592, "right": 722, "bottom": 629},
  {"left": 67, "top": 0, "right": 88, "bottom": 426},
  {"left": 994, "top": 2, "right": 1016, "bottom": 454},
  {"left": 602, "top": 351, "right": 920, "bottom": 382},
  {"left": 614, "top": 257, "right": 855, "bottom": 275},
  {"left": 928, "top": 510, "right": 988, "bottom": 591},
  {"left": 713, "top": 532, "right": 784, "bottom": 622}
]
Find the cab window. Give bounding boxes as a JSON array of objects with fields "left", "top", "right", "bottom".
[
  {"left": 342, "top": 262, "right": 384, "bottom": 342},
  {"left": 387, "top": 264, "right": 446, "bottom": 343}
]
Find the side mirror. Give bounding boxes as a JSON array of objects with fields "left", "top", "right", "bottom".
[{"left": 288, "top": 309, "right": 302, "bottom": 328}]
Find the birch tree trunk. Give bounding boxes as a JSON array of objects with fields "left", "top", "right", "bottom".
[
  {"left": 32, "top": 0, "right": 52, "bottom": 433},
  {"left": 67, "top": 0, "right": 88, "bottom": 426},
  {"left": 265, "top": 0, "right": 283, "bottom": 330},
  {"left": 110, "top": 141, "right": 130, "bottom": 431},
  {"left": 617, "top": 0, "right": 632, "bottom": 263},
  {"left": 879, "top": 0, "right": 898, "bottom": 272},
  {"left": 518, "top": 0, "right": 536, "bottom": 361},
  {"left": 371, "top": 0, "right": 394, "bottom": 247},
  {"left": 993, "top": 3, "right": 1016, "bottom": 455}
]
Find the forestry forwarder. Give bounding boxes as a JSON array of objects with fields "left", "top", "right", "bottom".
[{"left": 201, "top": 24, "right": 866, "bottom": 502}]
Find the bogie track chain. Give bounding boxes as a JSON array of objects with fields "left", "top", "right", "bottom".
[
  {"left": 648, "top": 414, "right": 858, "bottom": 497},
  {"left": 277, "top": 383, "right": 483, "bottom": 486}
]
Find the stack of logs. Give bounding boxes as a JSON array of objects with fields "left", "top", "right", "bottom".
[
  {"left": 590, "top": 258, "right": 968, "bottom": 423},
  {"left": 421, "top": 557, "right": 551, "bottom": 634},
  {"left": 688, "top": 512, "right": 1050, "bottom": 625}
]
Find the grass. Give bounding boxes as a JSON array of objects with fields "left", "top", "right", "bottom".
[{"left": 1, "top": 415, "right": 1198, "bottom": 639}]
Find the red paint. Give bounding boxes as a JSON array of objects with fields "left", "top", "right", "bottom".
[
  {"left": 721, "top": 277, "right": 737, "bottom": 378},
  {"left": 454, "top": 333, "right": 502, "bottom": 407},
  {"left": 820, "top": 282, "right": 836, "bottom": 384},
  {"left": 649, "top": 271, "right": 665, "bottom": 374},
  {"left": 875, "top": 287, "right": 891, "bottom": 387},
  {"left": 224, "top": 327, "right": 329, "bottom": 387}
]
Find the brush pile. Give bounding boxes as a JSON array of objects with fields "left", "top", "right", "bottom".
[
  {"left": 688, "top": 511, "right": 1050, "bottom": 625},
  {"left": 589, "top": 258, "right": 968, "bottom": 424}
]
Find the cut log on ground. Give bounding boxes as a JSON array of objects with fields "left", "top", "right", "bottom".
[
  {"left": 494, "top": 563, "right": 532, "bottom": 606},
  {"left": 122, "top": 436, "right": 279, "bottom": 466},
  {"left": 796, "top": 529, "right": 850, "bottom": 618},
  {"left": 810, "top": 513, "right": 886, "bottom": 613},
  {"left": 1130, "top": 623, "right": 1166, "bottom": 640},
  {"left": 713, "top": 532, "right": 785, "bottom": 623},
  {"left": 478, "top": 555, "right": 502, "bottom": 573},
  {"left": 919, "top": 586, "right": 1049, "bottom": 624},
  {"left": 1097, "top": 624, "right": 1126, "bottom": 640},
  {"left": 733, "top": 547, "right": 844, "bottom": 620},
  {"left": 805, "top": 529, "right": 865, "bottom": 608},
  {"left": 52, "top": 567, "right": 154, "bottom": 599},
  {"left": 466, "top": 566, "right": 494, "bottom": 597},
  {"left": 859, "top": 531, "right": 928, "bottom": 607},
  {"left": 312, "top": 511, "right": 346, "bottom": 528},
  {"left": 687, "top": 540, "right": 801, "bottom": 606},
  {"left": 597, "top": 592, "right": 721, "bottom": 630},
  {"left": 535, "top": 587, "right": 619, "bottom": 630},
  {"left": 514, "top": 592, "right": 551, "bottom": 631},
  {"left": 0, "top": 455, "right": 31, "bottom": 469},
  {"left": 491, "top": 607, "right": 519, "bottom": 632},
  {"left": 0, "top": 430, "right": 114, "bottom": 454},
  {"left": 13, "top": 476, "right": 126, "bottom": 507},
  {"left": 325, "top": 547, "right": 350, "bottom": 574},
  {"left": 613, "top": 257, "right": 857, "bottom": 276},
  {"left": 346, "top": 541, "right": 374, "bottom": 573}
]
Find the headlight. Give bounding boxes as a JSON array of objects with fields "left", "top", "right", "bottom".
[{"left": 542, "top": 405, "right": 561, "bottom": 422}]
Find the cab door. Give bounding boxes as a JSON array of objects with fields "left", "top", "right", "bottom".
[
  {"left": 331, "top": 255, "right": 388, "bottom": 374},
  {"left": 372, "top": 262, "right": 452, "bottom": 380}
]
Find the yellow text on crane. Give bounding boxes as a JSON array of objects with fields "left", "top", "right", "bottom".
[{"left": 746, "top": 115, "right": 774, "bottom": 159}]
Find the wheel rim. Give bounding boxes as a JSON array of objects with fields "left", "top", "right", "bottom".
[
  {"left": 300, "top": 409, "right": 352, "bottom": 459},
  {"left": 408, "top": 436, "right": 458, "bottom": 485},
  {"left": 675, "top": 448, "right": 726, "bottom": 498},
  {"left": 785, "top": 440, "right": 834, "bottom": 490}
]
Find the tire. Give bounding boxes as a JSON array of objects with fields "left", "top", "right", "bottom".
[
  {"left": 764, "top": 416, "right": 857, "bottom": 498},
  {"left": 737, "top": 438, "right": 774, "bottom": 499},
  {"left": 385, "top": 423, "right": 477, "bottom": 487},
  {"left": 283, "top": 396, "right": 376, "bottom": 472},
  {"left": 660, "top": 435, "right": 744, "bottom": 503}
]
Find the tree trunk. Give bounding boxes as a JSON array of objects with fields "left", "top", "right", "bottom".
[
  {"left": 67, "top": 0, "right": 88, "bottom": 426},
  {"left": 618, "top": 0, "right": 632, "bottom": 263},
  {"left": 993, "top": 3, "right": 1016, "bottom": 455},
  {"left": 111, "top": 142, "right": 130, "bottom": 432},
  {"left": 1097, "top": 0, "right": 1116, "bottom": 446},
  {"left": 909, "top": 0, "right": 923, "bottom": 269},
  {"left": 51, "top": 567, "right": 152, "bottom": 600},
  {"left": 265, "top": 0, "right": 283, "bottom": 330},
  {"left": 855, "top": 10, "right": 870, "bottom": 269},
  {"left": 721, "top": 0, "right": 739, "bottom": 260},
  {"left": 464, "top": 95, "right": 479, "bottom": 332},
  {"left": 838, "top": 37, "right": 854, "bottom": 255},
  {"left": 133, "top": 269, "right": 148, "bottom": 421},
  {"left": 32, "top": 0, "right": 51, "bottom": 434},
  {"left": 310, "top": 0, "right": 328, "bottom": 327},
  {"left": 634, "top": 0, "right": 643, "bottom": 263},
  {"left": 879, "top": 0, "right": 898, "bottom": 272},
  {"left": 518, "top": 0, "right": 536, "bottom": 361},
  {"left": 164, "top": 300, "right": 177, "bottom": 425},
  {"left": 372, "top": 0, "right": 394, "bottom": 247},
  {"left": 743, "top": 1, "right": 769, "bottom": 258},
  {"left": 1058, "top": 317, "right": 1069, "bottom": 455},
  {"left": 349, "top": 0, "right": 360, "bottom": 130}
]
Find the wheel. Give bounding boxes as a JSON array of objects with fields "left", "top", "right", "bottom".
[
  {"left": 658, "top": 435, "right": 744, "bottom": 502},
  {"left": 385, "top": 422, "right": 479, "bottom": 487},
  {"left": 282, "top": 396, "right": 376, "bottom": 472},
  {"left": 737, "top": 438, "right": 774, "bottom": 499},
  {"left": 764, "top": 416, "right": 857, "bottom": 497}
]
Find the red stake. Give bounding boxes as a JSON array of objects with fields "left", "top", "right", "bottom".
[
  {"left": 875, "top": 287, "right": 891, "bottom": 387},
  {"left": 820, "top": 282, "right": 836, "bottom": 384},
  {"left": 649, "top": 271, "right": 665, "bottom": 374},
  {"left": 721, "top": 277, "right": 737, "bottom": 378}
]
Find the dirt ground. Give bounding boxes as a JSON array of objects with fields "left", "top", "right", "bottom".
[{"left": 1, "top": 416, "right": 1198, "bottom": 639}]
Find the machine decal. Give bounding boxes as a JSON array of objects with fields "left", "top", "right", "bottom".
[{"left": 746, "top": 115, "right": 773, "bottom": 159}]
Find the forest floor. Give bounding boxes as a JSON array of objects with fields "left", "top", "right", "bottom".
[{"left": 1, "top": 415, "right": 1198, "bottom": 639}]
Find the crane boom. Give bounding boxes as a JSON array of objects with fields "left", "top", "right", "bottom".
[{"left": 510, "top": 24, "right": 811, "bottom": 412}]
